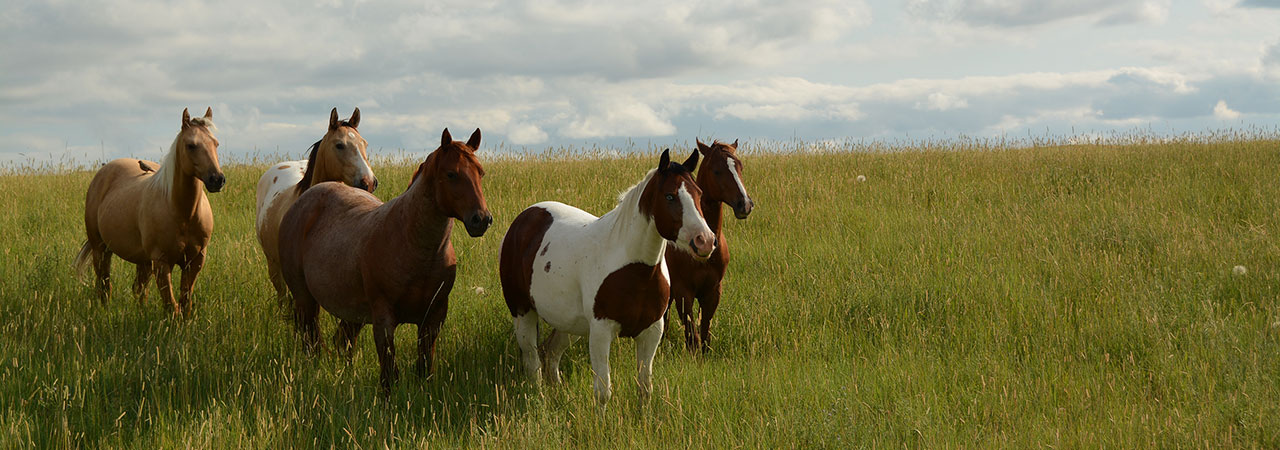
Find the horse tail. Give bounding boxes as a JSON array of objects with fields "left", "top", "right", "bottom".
[{"left": 73, "top": 241, "right": 93, "bottom": 284}]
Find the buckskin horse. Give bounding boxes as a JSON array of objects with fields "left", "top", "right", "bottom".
[
  {"left": 666, "top": 139, "right": 754, "bottom": 352},
  {"left": 255, "top": 107, "right": 377, "bottom": 304},
  {"left": 75, "top": 107, "right": 226, "bottom": 317},
  {"left": 278, "top": 128, "right": 492, "bottom": 391},
  {"left": 499, "top": 149, "right": 714, "bottom": 406}
]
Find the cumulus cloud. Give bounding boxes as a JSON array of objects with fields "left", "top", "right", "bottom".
[{"left": 1213, "top": 100, "right": 1242, "bottom": 119}]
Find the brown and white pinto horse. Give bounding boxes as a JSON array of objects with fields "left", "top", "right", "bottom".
[
  {"left": 499, "top": 149, "right": 715, "bottom": 406},
  {"left": 74, "top": 108, "right": 226, "bottom": 317},
  {"left": 278, "top": 128, "right": 492, "bottom": 391},
  {"left": 255, "top": 107, "right": 377, "bottom": 304},
  {"left": 666, "top": 139, "right": 754, "bottom": 352}
]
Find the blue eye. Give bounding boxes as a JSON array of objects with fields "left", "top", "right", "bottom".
[{"left": 665, "top": 194, "right": 675, "bottom": 201}]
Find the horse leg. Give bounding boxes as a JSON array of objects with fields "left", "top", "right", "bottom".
[
  {"left": 332, "top": 320, "right": 364, "bottom": 361},
  {"left": 513, "top": 312, "right": 542, "bottom": 384},
  {"left": 634, "top": 319, "right": 664, "bottom": 401},
  {"left": 697, "top": 286, "right": 722, "bottom": 353},
  {"left": 132, "top": 261, "right": 152, "bottom": 305},
  {"left": 177, "top": 252, "right": 204, "bottom": 319},
  {"left": 540, "top": 329, "right": 574, "bottom": 384},
  {"left": 267, "top": 261, "right": 289, "bottom": 307},
  {"left": 153, "top": 262, "right": 179, "bottom": 316},
  {"left": 672, "top": 285, "right": 699, "bottom": 352},
  {"left": 371, "top": 304, "right": 400, "bottom": 393},
  {"left": 588, "top": 320, "right": 618, "bottom": 407},
  {"left": 292, "top": 284, "right": 321, "bottom": 351},
  {"left": 92, "top": 248, "right": 113, "bottom": 304},
  {"left": 416, "top": 296, "right": 449, "bottom": 377}
]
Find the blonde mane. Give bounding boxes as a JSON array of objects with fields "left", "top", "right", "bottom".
[{"left": 152, "top": 117, "right": 216, "bottom": 194}]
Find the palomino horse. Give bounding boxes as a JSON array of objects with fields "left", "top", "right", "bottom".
[
  {"left": 666, "top": 139, "right": 754, "bottom": 352},
  {"left": 499, "top": 149, "right": 715, "bottom": 406},
  {"left": 278, "top": 128, "right": 492, "bottom": 391},
  {"left": 74, "top": 108, "right": 226, "bottom": 316},
  {"left": 255, "top": 107, "right": 377, "bottom": 303}
]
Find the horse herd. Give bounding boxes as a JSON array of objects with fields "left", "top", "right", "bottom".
[{"left": 72, "top": 107, "right": 755, "bottom": 405}]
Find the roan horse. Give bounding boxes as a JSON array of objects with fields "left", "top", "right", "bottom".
[
  {"left": 74, "top": 107, "right": 226, "bottom": 317},
  {"left": 278, "top": 128, "right": 492, "bottom": 391},
  {"left": 255, "top": 107, "right": 377, "bottom": 303},
  {"left": 666, "top": 139, "right": 754, "bottom": 352},
  {"left": 499, "top": 149, "right": 715, "bottom": 406}
]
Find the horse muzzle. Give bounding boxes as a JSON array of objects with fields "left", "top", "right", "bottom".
[
  {"left": 464, "top": 211, "right": 493, "bottom": 237},
  {"left": 733, "top": 198, "right": 754, "bottom": 220},
  {"left": 690, "top": 232, "right": 716, "bottom": 259},
  {"left": 204, "top": 173, "right": 226, "bottom": 193},
  {"left": 355, "top": 175, "right": 378, "bottom": 193}
]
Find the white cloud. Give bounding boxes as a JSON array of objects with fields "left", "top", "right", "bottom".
[
  {"left": 1213, "top": 100, "right": 1242, "bottom": 119},
  {"left": 506, "top": 123, "right": 549, "bottom": 145},
  {"left": 917, "top": 92, "right": 970, "bottom": 111}
]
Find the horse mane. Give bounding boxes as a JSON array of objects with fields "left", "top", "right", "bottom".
[
  {"left": 295, "top": 140, "right": 322, "bottom": 195},
  {"left": 152, "top": 117, "right": 217, "bottom": 194},
  {"left": 617, "top": 168, "right": 658, "bottom": 213}
]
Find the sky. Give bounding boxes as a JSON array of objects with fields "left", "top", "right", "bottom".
[{"left": 2, "top": 0, "right": 1279, "bottom": 164}]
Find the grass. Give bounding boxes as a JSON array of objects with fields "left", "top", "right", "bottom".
[{"left": 1, "top": 138, "right": 1278, "bottom": 447}]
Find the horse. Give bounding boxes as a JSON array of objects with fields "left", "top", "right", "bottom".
[
  {"left": 255, "top": 107, "right": 377, "bottom": 304},
  {"left": 278, "top": 128, "right": 492, "bottom": 391},
  {"left": 74, "top": 107, "right": 226, "bottom": 317},
  {"left": 499, "top": 149, "right": 715, "bottom": 406},
  {"left": 666, "top": 139, "right": 754, "bottom": 352}
]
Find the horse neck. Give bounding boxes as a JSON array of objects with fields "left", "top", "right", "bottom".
[
  {"left": 156, "top": 148, "right": 204, "bottom": 218},
  {"left": 384, "top": 175, "right": 452, "bottom": 250},
  {"left": 601, "top": 174, "right": 667, "bottom": 266},
  {"left": 696, "top": 176, "right": 726, "bottom": 236}
]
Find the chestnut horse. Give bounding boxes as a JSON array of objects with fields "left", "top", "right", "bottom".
[
  {"left": 278, "top": 128, "right": 492, "bottom": 391},
  {"left": 74, "top": 107, "right": 226, "bottom": 316},
  {"left": 666, "top": 139, "right": 754, "bottom": 352},
  {"left": 255, "top": 107, "right": 377, "bottom": 303},
  {"left": 499, "top": 149, "right": 715, "bottom": 406}
]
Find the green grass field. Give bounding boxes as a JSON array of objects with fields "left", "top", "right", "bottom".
[{"left": 1, "top": 139, "right": 1278, "bottom": 447}]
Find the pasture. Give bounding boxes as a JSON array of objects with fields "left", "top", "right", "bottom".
[{"left": 1, "top": 138, "right": 1278, "bottom": 447}]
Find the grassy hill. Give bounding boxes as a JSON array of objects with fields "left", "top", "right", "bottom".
[{"left": 1, "top": 139, "right": 1277, "bottom": 447}]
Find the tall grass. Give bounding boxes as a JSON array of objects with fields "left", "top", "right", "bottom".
[{"left": 1, "top": 138, "right": 1278, "bottom": 447}]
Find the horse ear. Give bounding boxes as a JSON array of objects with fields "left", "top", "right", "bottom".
[
  {"left": 203, "top": 107, "right": 213, "bottom": 120},
  {"left": 329, "top": 108, "right": 340, "bottom": 130},
  {"left": 731, "top": 139, "right": 738, "bottom": 149},
  {"left": 466, "top": 128, "right": 481, "bottom": 150},
  {"left": 349, "top": 107, "right": 361, "bottom": 129},
  {"left": 182, "top": 108, "right": 191, "bottom": 130},
  {"left": 658, "top": 148, "right": 670, "bottom": 172},
  {"left": 696, "top": 138, "right": 710, "bottom": 155},
  {"left": 682, "top": 147, "right": 700, "bottom": 172},
  {"left": 441, "top": 128, "right": 453, "bottom": 148}
]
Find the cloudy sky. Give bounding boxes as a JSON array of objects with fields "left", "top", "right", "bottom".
[{"left": 2, "top": 0, "right": 1279, "bottom": 164}]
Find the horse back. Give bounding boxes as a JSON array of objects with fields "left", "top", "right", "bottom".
[
  {"left": 84, "top": 158, "right": 162, "bottom": 262},
  {"left": 278, "top": 182, "right": 384, "bottom": 319}
]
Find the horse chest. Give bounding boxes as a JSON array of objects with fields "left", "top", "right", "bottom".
[{"left": 592, "top": 262, "right": 670, "bottom": 338}]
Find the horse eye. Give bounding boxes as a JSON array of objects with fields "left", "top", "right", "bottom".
[
  {"left": 665, "top": 194, "right": 675, "bottom": 202},
  {"left": 335, "top": 143, "right": 345, "bottom": 150},
  {"left": 447, "top": 171, "right": 458, "bottom": 180}
]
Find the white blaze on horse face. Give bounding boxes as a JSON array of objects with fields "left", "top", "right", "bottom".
[
  {"left": 727, "top": 156, "right": 748, "bottom": 200},
  {"left": 676, "top": 183, "right": 712, "bottom": 253}
]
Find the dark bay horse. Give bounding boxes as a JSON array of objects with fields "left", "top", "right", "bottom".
[
  {"left": 499, "top": 149, "right": 714, "bottom": 406},
  {"left": 278, "top": 128, "right": 492, "bottom": 391},
  {"left": 666, "top": 139, "right": 754, "bottom": 352},
  {"left": 256, "top": 107, "right": 377, "bottom": 304},
  {"left": 75, "top": 108, "right": 226, "bottom": 317}
]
